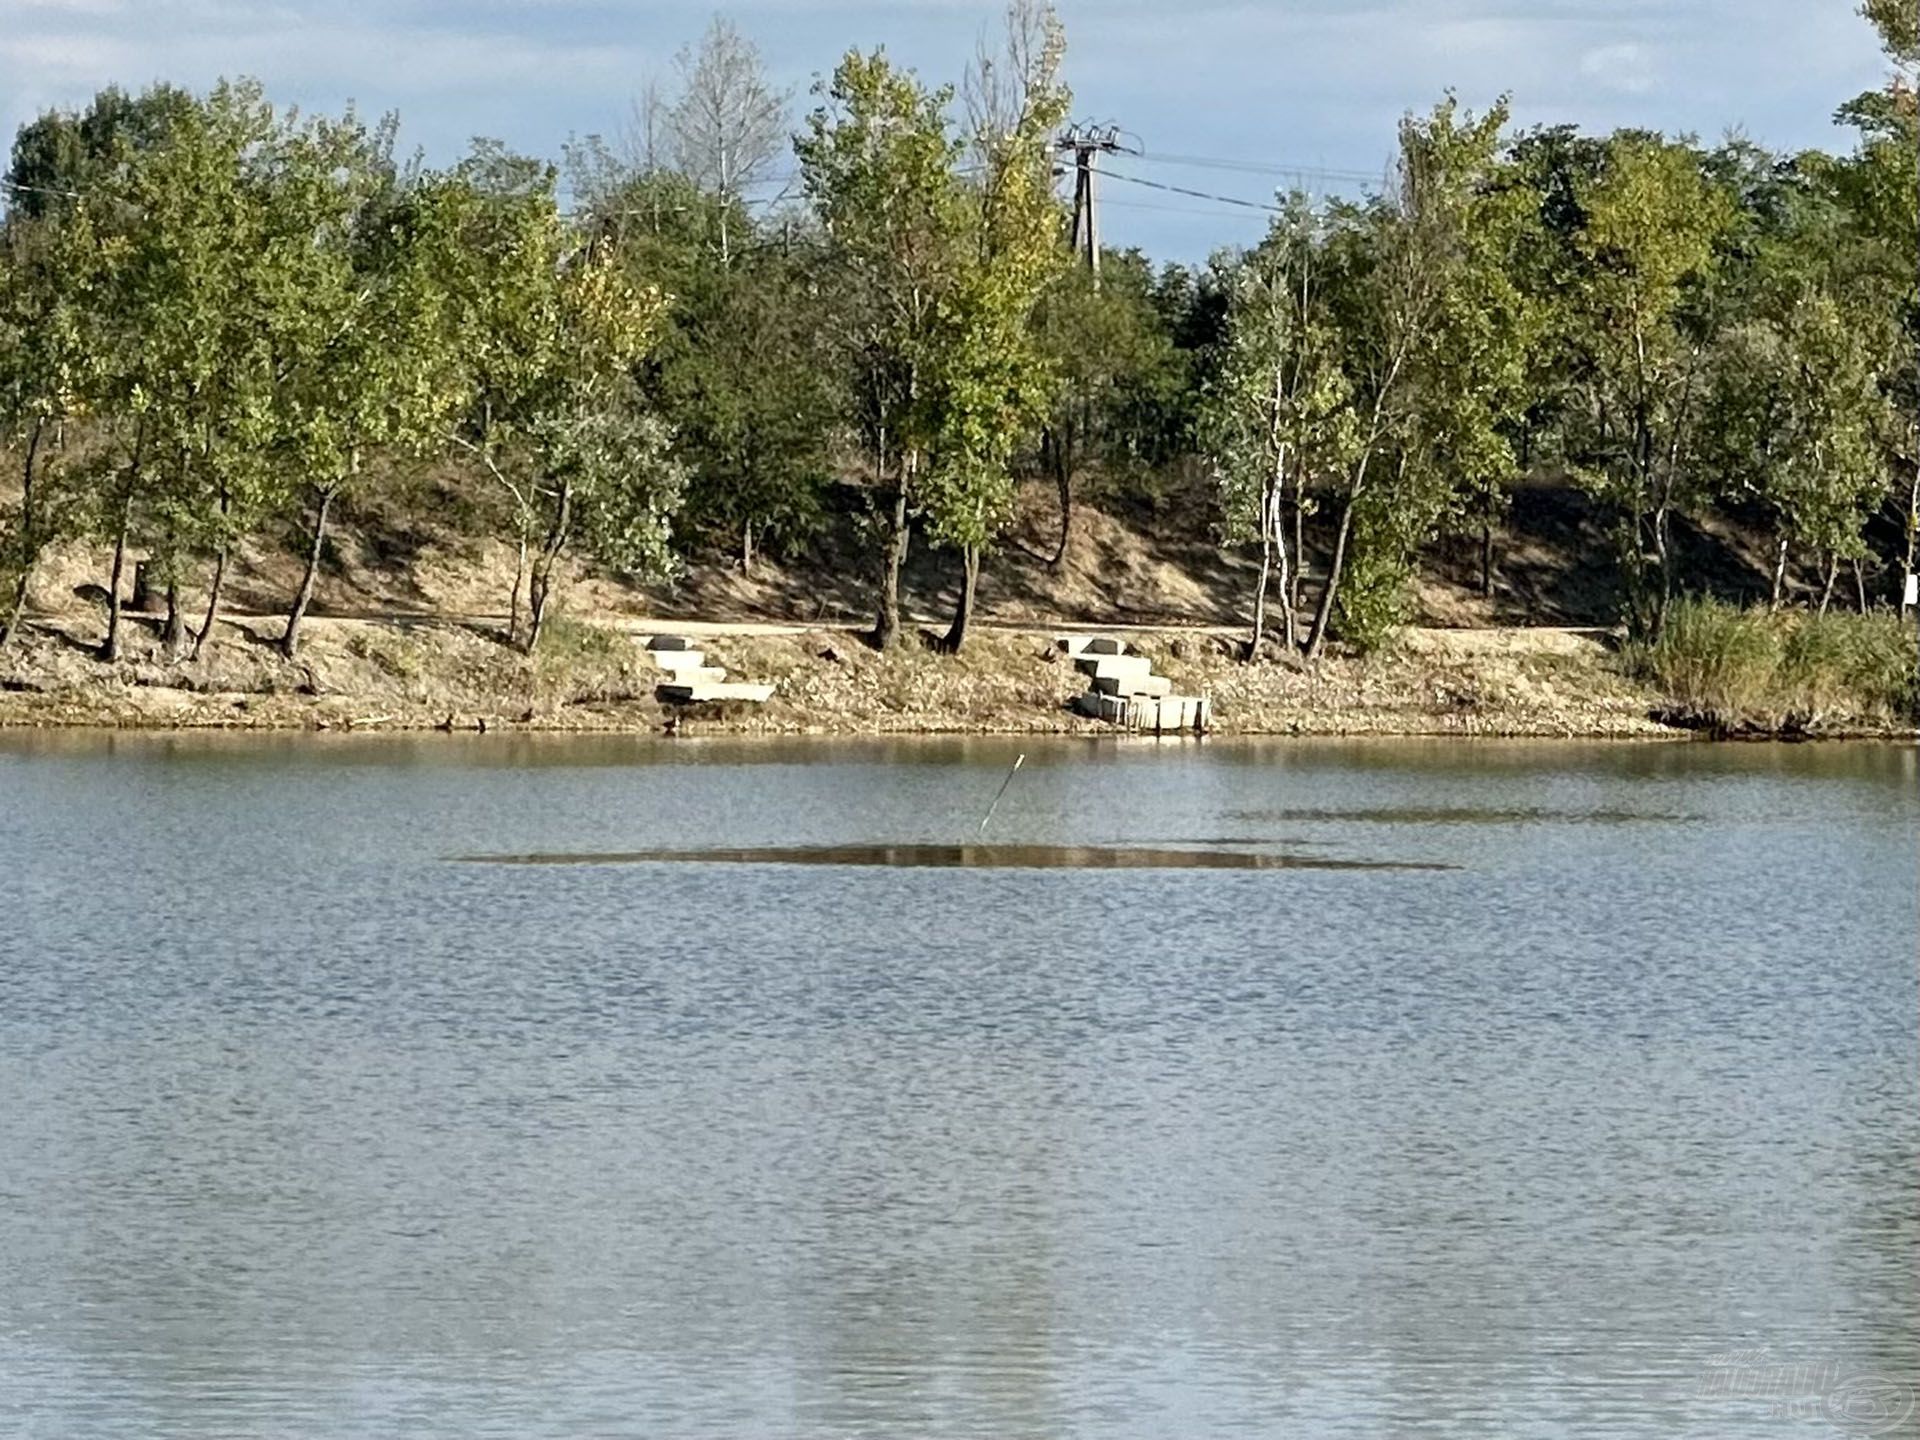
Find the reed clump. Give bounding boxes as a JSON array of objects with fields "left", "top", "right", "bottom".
[{"left": 1628, "top": 597, "right": 1918, "bottom": 733}]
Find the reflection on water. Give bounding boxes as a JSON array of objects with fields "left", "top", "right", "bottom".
[
  {"left": 455, "top": 843, "right": 1455, "bottom": 871},
  {"left": 0, "top": 735, "right": 1914, "bottom": 1440},
  {"left": 1231, "top": 805, "right": 1694, "bottom": 824}
]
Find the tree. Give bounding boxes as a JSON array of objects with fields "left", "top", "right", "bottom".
[
  {"left": 922, "top": 0, "right": 1071, "bottom": 651},
  {"left": 1200, "top": 200, "right": 1353, "bottom": 657},
  {"left": 1861, "top": 0, "right": 1919, "bottom": 69},
  {"left": 269, "top": 112, "right": 462, "bottom": 658},
  {"left": 1812, "top": 8, "right": 1919, "bottom": 602},
  {"left": 519, "top": 245, "right": 681, "bottom": 651},
  {"left": 0, "top": 210, "right": 91, "bottom": 647},
  {"left": 666, "top": 17, "right": 790, "bottom": 266},
  {"left": 1303, "top": 97, "right": 1516, "bottom": 657},
  {"left": 1706, "top": 293, "right": 1892, "bottom": 607},
  {"left": 4, "top": 84, "right": 195, "bottom": 223},
  {"left": 436, "top": 146, "right": 679, "bottom": 651},
  {"left": 66, "top": 82, "right": 287, "bottom": 659},
  {"left": 798, "top": 50, "right": 968, "bottom": 650},
  {"left": 1561, "top": 134, "right": 1734, "bottom": 636},
  {"left": 1033, "top": 249, "right": 1187, "bottom": 562},
  {"left": 655, "top": 236, "right": 838, "bottom": 570},
  {"left": 568, "top": 140, "right": 840, "bottom": 574}
]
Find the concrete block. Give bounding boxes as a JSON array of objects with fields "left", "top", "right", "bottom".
[
  {"left": 1081, "top": 636, "right": 1128, "bottom": 655},
  {"left": 645, "top": 648, "right": 710, "bottom": 671},
  {"left": 1092, "top": 672, "right": 1172, "bottom": 697},
  {"left": 657, "top": 681, "right": 774, "bottom": 705},
  {"left": 1076, "top": 690, "right": 1130, "bottom": 722},
  {"left": 645, "top": 634, "right": 698, "bottom": 652},
  {"left": 1144, "top": 694, "right": 1206, "bottom": 730},
  {"left": 1075, "top": 653, "right": 1153, "bottom": 680}
]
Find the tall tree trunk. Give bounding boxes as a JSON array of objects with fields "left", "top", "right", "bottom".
[
  {"left": 1852, "top": 557, "right": 1867, "bottom": 613},
  {"left": 163, "top": 580, "right": 186, "bottom": 657},
  {"left": 942, "top": 545, "right": 980, "bottom": 653},
  {"left": 873, "top": 479, "right": 909, "bottom": 651},
  {"left": 1818, "top": 553, "right": 1838, "bottom": 616},
  {"left": 1289, "top": 481, "right": 1305, "bottom": 617},
  {"left": 1247, "top": 529, "right": 1272, "bottom": 663},
  {"left": 741, "top": 518, "right": 754, "bottom": 574},
  {"left": 102, "top": 496, "right": 132, "bottom": 662},
  {"left": 1903, "top": 456, "right": 1920, "bottom": 613},
  {"left": 191, "top": 546, "right": 228, "bottom": 660},
  {"left": 282, "top": 486, "right": 334, "bottom": 660},
  {"left": 0, "top": 566, "right": 26, "bottom": 652},
  {"left": 1650, "top": 501, "right": 1673, "bottom": 638},
  {"left": 0, "top": 418, "right": 45, "bottom": 651},
  {"left": 1248, "top": 478, "right": 1292, "bottom": 660},
  {"left": 1304, "top": 492, "right": 1359, "bottom": 661},
  {"left": 1770, "top": 534, "right": 1789, "bottom": 610},
  {"left": 1478, "top": 480, "right": 1497, "bottom": 600},
  {"left": 524, "top": 480, "right": 573, "bottom": 655},
  {"left": 1047, "top": 419, "right": 1074, "bottom": 568},
  {"left": 508, "top": 521, "right": 529, "bottom": 648}
]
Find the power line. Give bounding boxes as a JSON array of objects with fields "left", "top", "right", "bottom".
[
  {"left": 1098, "top": 167, "right": 1286, "bottom": 214},
  {"left": 1131, "top": 150, "right": 1379, "bottom": 184}
]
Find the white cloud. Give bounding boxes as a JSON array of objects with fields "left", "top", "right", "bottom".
[{"left": 1579, "top": 41, "right": 1658, "bottom": 95}]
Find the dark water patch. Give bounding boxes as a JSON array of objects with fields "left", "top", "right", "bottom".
[
  {"left": 453, "top": 843, "right": 1457, "bottom": 872},
  {"left": 1230, "top": 806, "right": 1695, "bottom": 825}
]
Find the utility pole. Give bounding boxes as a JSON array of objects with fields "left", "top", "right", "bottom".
[{"left": 1055, "top": 123, "right": 1132, "bottom": 290}]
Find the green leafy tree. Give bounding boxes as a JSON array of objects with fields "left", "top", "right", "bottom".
[
  {"left": 437, "top": 148, "right": 680, "bottom": 650},
  {"left": 1200, "top": 199, "right": 1354, "bottom": 657},
  {"left": 1561, "top": 134, "right": 1735, "bottom": 636},
  {"left": 0, "top": 212, "right": 92, "bottom": 646},
  {"left": 656, "top": 238, "right": 838, "bottom": 571},
  {"left": 1304, "top": 97, "right": 1517, "bottom": 656},
  {"left": 798, "top": 49, "right": 968, "bottom": 650},
  {"left": 922, "top": 0, "right": 1072, "bottom": 651},
  {"left": 1033, "top": 249, "right": 1188, "bottom": 562},
  {"left": 68, "top": 81, "right": 287, "bottom": 658},
  {"left": 1706, "top": 292, "right": 1892, "bottom": 607},
  {"left": 269, "top": 113, "right": 466, "bottom": 657}
]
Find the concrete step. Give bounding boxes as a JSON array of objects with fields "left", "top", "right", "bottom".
[
  {"left": 656, "top": 665, "right": 728, "bottom": 685},
  {"left": 1140, "top": 693, "right": 1207, "bottom": 731},
  {"left": 644, "top": 634, "right": 698, "bottom": 652},
  {"left": 657, "top": 681, "right": 774, "bottom": 705},
  {"left": 1092, "top": 672, "right": 1172, "bottom": 698},
  {"left": 645, "top": 648, "right": 711, "bottom": 671},
  {"left": 1055, "top": 634, "right": 1126, "bottom": 657},
  {"left": 1076, "top": 689, "right": 1209, "bottom": 730},
  {"left": 1075, "top": 653, "right": 1153, "bottom": 680}
]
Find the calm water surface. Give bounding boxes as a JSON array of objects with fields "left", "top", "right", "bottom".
[{"left": 1, "top": 734, "right": 1915, "bottom": 1438}]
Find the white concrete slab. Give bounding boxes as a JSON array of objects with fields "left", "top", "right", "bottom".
[
  {"left": 657, "top": 681, "right": 775, "bottom": 704},
  {"left": 1092, "top": 672, "right": 1173, "bottom": 697},
  {"left": 1075, "top": 653, "right": 1153, "bottom": 680}
]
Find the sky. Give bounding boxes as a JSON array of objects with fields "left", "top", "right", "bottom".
[{"left": 0, "top": 0, "right": 1894, "bottom": 260}]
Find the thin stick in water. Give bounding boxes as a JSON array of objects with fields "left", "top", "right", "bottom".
[{"left": 978, "top": 753, "right": 1026, "bottom": 833}]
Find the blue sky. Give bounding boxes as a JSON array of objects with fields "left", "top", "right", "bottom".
[{"left": 0, "top": 0, "right": 1892, "bottom": 259}]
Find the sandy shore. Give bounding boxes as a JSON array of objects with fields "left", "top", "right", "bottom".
[{"left": 0, "top": 609, "right": 1905, "bottom": 739}]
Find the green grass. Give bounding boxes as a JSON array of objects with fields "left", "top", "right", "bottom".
[{"left": 1627, "top": 597, "right": 1918, "bottom": 732}]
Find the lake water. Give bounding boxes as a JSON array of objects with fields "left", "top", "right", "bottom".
[{"left": 1, "top": 734, "right": 1915, "bottom": 1438}]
